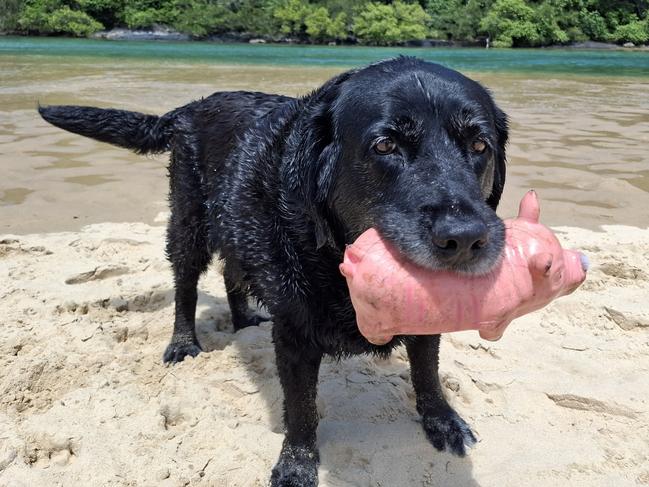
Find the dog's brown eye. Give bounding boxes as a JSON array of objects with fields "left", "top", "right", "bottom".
[
  {"left": 471, "top": 139, "right": 487, "bottom": 154},
  {"left": 373, "top": 137, "right": 396, "bottom": 155}
]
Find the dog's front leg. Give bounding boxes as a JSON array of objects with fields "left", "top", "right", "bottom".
[
  {"left": 270, "top": 325, "right": 322, "bottom": 487},
  {"left": 406, "top": 335, "right": 476, "bottom": 456}
]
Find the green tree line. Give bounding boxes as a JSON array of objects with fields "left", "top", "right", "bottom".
[{"left": 1, "top": 0, "right": 648, "bottom": 46}]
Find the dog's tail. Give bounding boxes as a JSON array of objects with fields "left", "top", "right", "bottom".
[{"left": 38, "top": 104, "right": 177, "bottom": 154}]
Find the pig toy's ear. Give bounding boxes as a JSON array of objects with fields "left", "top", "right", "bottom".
[
  {"left": 340, "top": 244, "right": 362, "bottom": 279},
  {"left": 518, "top": 190, "right": 541, "bottom": 223}
]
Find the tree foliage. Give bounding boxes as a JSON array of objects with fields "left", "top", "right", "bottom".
[
  {"left": 480, "top": 0, "right": 538, "bottom": 47},
  {"left": 427, "top": 0, "right": 492, "bottom": 41},
  {"left": 0, "top": 0, "right": 25, "bottom": 31},
  {"left": 353, "top": 1, "right": 429, "bottom": 45},
  {"left": 305, "top": 7, "right": 347, "bottom": 41},
  {"left": 1, "top": 0, "right": 647, "bottom": 46},
  {"left": 274, "top": 0, "right": 311, "bottom": 37},
  {"left": 613, "top": 18, "right": 649, "bottom": 43},
  {"left": 17, "top": 0, "right": 104, "bottom": 35}
]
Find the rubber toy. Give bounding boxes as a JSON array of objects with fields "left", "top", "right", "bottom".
[{"left": 339, "top": 191, "right": 589, "bottom": 345}]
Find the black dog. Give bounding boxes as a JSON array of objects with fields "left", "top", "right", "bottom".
[{"left": 40, "top": 57, "right": 508, "bottom": 486}]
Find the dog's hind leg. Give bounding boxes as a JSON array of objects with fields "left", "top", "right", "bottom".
[
  {"left": 163, "top": 125, "right": 212, "bottom": 364},
  {"left": 223, "top": 262, "right": 267, "bottom": 331},
  {"left": 163, "top": 214, "right": 210, "bottom": 364},
  {"left": 406, "top": 335, "right": 477, "bottom": 456}
]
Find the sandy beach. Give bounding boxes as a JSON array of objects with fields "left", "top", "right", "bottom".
[
  {"left": 1, "top": 46, "right": 649, "bottom": 486},
  {"left": 1, "top": 218, "right": 648, "bottom": 486}
]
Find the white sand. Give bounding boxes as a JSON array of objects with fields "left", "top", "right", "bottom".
[{"left": 1, "top": 221, "right": 648, "bottom": 486}]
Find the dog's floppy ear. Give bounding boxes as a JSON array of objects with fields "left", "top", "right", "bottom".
[
  {"left": 486, "top": 107, "right": 508, "bottom": 211},
  {"left": 290, "top": 70, "right": 354, "bottom": 249}
]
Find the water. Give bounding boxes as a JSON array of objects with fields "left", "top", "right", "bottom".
[
  {"left": 2, "top": 36, "right": 649, "bottom": 76},
  {"left": 1, "top": 37, "right": 648, "bottom": 233}
]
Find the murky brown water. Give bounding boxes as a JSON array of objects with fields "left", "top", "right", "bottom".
[{"left": 1, "top": 54, "right": 648, "bottom": 233}]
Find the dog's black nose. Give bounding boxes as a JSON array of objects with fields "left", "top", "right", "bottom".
[{"left": 432, "top": 217, "right": 489, "bottom": 262}]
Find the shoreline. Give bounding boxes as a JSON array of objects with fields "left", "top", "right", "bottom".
[{"left": 2, "top": 30, "right": 647, "bottom": 50}]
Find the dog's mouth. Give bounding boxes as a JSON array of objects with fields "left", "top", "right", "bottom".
[
  {"left": 436, "top": 245, "right": 505, "bottom": 276},
  {"left": 401, "top": 242, "right": 504, "bottom": 276},
  {"left": 374, "top": 217, "right": 506, "bottom": 277}
]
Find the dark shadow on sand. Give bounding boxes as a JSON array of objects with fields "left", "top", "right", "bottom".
[{"left": 186, "top": 289, "right": 480, "bottom": 486}]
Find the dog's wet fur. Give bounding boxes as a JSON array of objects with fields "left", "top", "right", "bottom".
[{"left": 40, "top": 57, "right": 508, "bottom": 486}]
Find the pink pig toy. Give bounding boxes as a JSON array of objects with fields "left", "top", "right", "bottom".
[{"left": 339, "top": 191, "right": 588, "bottom": 345}]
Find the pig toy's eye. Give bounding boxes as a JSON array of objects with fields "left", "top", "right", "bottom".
[{"left": 544, "top": 260, "right": 553, "bottom": 274}]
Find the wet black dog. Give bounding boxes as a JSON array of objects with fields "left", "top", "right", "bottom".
[{"left": 40, "top": 57, "right": 508, "bottom": 486}]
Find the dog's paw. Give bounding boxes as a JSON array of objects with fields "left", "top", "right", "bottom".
[
  {"left": 162, "top": 341, "right": 202, "bottom": 364},
  {"left": 270, "top": 445, "right": 319, "bottom": 487},
  {"left": 232, "top": 312, "right": 268, "bottom": 331},
  {"left": 421, "top": 408, "right": 477, "bottom": 457}
]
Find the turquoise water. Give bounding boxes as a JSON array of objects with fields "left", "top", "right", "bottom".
[{"left": 2, "top": 36, "right": 649, "bottom": 77}]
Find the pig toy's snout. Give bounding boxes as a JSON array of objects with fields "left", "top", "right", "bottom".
[
  {"left": 559, "top": 249, "right": 589, "bottom": 297},
  {"left": 565, "top": 249, "right": 588, "bottom": 280}
]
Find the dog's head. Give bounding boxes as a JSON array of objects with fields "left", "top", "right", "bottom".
[{"left": 295, "top": 57, "right": 508, "bottom": 275}]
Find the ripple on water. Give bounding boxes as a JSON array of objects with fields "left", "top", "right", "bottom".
[
  {"left": 1, "top": 188, "right": 34, "bottom": 206},
  {"left": 64, "top": 175, "right": 120, "bottom": 186}
]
